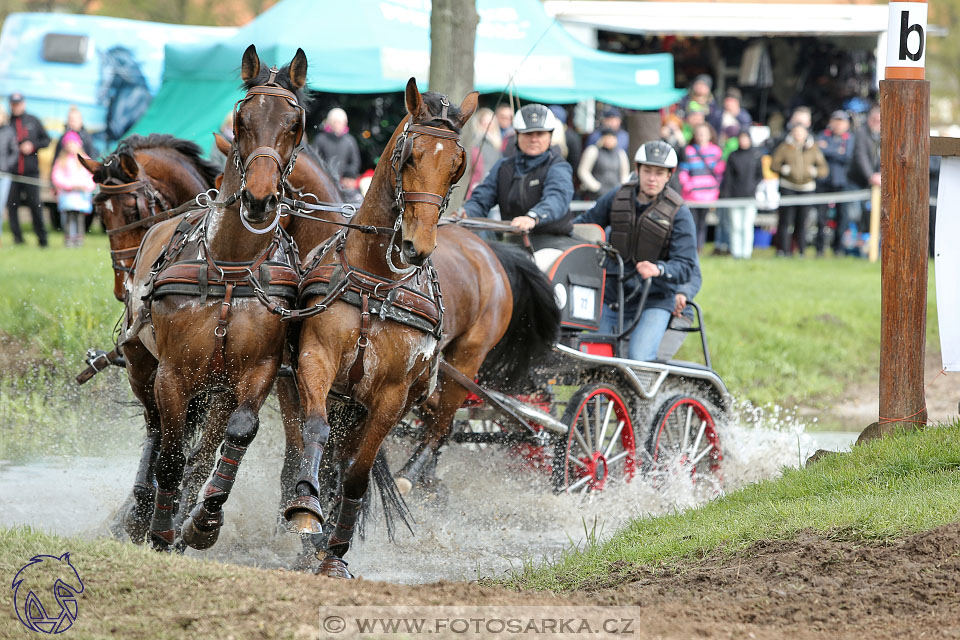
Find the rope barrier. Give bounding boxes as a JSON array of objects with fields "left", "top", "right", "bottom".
[{"left": 877, "top": 367, "right": 948, "bottom": 427}]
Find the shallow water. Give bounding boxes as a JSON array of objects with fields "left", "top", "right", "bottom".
[{"left": 0, "top": 391, "right": 859, "bottom": 584}]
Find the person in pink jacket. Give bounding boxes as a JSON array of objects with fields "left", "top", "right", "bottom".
[
  {"left": 51, "top": 131, "right": 95, "bottom": 247},
  {"left": 679, "top": 123, "right": 725, "bottom": 250}
]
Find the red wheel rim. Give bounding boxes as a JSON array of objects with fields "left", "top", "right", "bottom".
[
  {"left": 560, "top": 387, "right": 635, "bottom": 493},
  {"left": 651, "top": 398, "right": 722, "bottom": 482}
]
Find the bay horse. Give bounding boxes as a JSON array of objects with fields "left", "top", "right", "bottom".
[
  {"left": 283, "top": 79, "right": 489, "bottom": 578},
  {"left": 80, "top": 136, "right": 220, "bottom": 543},
  {"left": 122, "top": 44, "right": 307, "bottom": 551}
]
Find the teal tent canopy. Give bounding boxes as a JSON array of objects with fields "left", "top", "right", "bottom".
[{"left": 131, "top": 0, "right": 684, "bottom": 150}]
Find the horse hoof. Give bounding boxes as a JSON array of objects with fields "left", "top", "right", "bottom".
[
  {"left": 395, "top": 477, "right": 413, "bottom": 496},
  {"left": 181, "top": 504, "right": 224, "bottom": 550},
  {"left": 150, "top": 529, "right": 175, "bottom": 552},
  {"left": 316, "top": 554, "right": 353, "bottom": 579},
  {"left": 283, "top": 495, "right": 324, "bottom": 534}
]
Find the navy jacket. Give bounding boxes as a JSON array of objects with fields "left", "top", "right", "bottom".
[
  {"left": 463, "top": 151, "right": 574, "bottom": 227},
  {"left": 816, "top": 129, "right": 854, "bottom": 190},
  {"left": 574, "top": 184, "right": 698, "bottom": 312}
]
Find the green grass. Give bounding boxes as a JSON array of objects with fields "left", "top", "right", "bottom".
[
  {"left": 0, "top": 228, "right": 118, "bottom": 366},
  {"left": 680, "top": 248, "right": 939, "bottom": 407},
  {"left": 499, "top": 420, "right": 960, "bottom": 592}
]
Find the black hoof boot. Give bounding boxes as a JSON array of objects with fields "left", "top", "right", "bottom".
[{"left": 181, "top": 503, "right": 224, "bottom": 550}]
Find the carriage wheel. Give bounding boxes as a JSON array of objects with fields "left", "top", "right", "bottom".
[
  {"left": 552, "top": 383, "right": 637, "bottom": 494},
  {"left": 646, "top": 395, "right": 722, "bottom": 488}
]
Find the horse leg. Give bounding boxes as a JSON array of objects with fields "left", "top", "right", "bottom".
[
  {"left": 116, "top": 341, "right": 161, "bottom": 544},
  {"left": 181, "top": 364, "right": 275, "bottom": 550},
  {"left": 149, "top": 367, "right": 190, "bottom": 551},
  {"left": 276, "top": 375, "right": 305, "bottom": 523},
  {"left": 174, "top": 394, "right": 231, "bottom": 536},
  {"left": 319, "top": 389, "right": 409, "bottom": 579},
  {"left": 283, "top": 352, "right": 338, "bottom": 536},
  {"left": 396, "top": 347, "right": 484, "bottom": 496}
]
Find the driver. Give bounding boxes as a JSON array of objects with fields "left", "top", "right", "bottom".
[
  {"left": 573, "top": 140, "right": 698, "bottom": 361},
  {"left": 462, "top": 103, "right": 574, "bottom": 243}
]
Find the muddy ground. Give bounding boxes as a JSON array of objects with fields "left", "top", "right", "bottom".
[
  {"left": 8, "top": 523, "right": 956, "bottom": 639},
  {"left": 803, "top": 347, "right": 958, "bottom": 431}
]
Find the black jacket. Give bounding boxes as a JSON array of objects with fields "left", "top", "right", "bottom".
[
  {"left": 720, "top": 147, "right": 764, "bottom": 198},
  {"left": 10, "top": 112, "right": 51, "bottom": 177},
  {"left": 310, "top": 130, "right": 361, "bottom": 179},
  {"left": 847, "top": 127, "right": 880, "bottom": 188}
]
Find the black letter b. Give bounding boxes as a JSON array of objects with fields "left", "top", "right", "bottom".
[{"left": 899, "top": 11, "right": 924, "bottom": 62}]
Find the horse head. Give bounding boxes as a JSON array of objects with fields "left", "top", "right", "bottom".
[
  {"left": 392, "top": 78, "right": 477, "bottom": 267},
  {"left": 231, "top": 44, "right": 308, "bottom": 228}
]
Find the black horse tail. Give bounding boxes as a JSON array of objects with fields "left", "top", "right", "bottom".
[
  {"left": 478, "top": 241, "right": 561, "bottom": 393},
  {"left": 356, "top": 448, "right": 414, "bottom": 542}
]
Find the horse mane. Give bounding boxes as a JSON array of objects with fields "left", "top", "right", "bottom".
[
  {"left": 419, "top": 91, "right": 463, "bottom": 133},
  {"left": 241, "top": 61, "right": 312, "bottom": 109},
  {"left": 94, "top": 134, "right": 221, "bottom": 186}
]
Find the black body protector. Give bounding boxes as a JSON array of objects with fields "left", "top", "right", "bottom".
[
  {"left": 608, "top": 181, "right": 684, "bottom": 263},
  {"left": 496, "top": 149, "right": 573, "bottom": 236}
]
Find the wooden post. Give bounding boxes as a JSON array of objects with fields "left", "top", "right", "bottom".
[{"left": 876, "top": 0, "right": 930, "bottom": 437}]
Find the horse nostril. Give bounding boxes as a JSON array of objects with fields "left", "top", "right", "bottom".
[
  {"left": 265, "top": 193, "right": 278, "bottom": 211},
  {"left": 402, "top": 240, "right": 417, "bottom": 259}
]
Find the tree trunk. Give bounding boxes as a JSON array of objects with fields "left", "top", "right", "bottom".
[{"left": 430, "top": 0, "right": 479, "bottom": 211}]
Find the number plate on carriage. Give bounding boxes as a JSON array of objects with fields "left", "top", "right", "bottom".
[{"left": 570, "top": 285, "right": 596, "bottom": 320}]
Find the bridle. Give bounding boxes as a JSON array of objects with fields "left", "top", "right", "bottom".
[
  {"left": 386, "top": 97, "right": 465, "bottom": 272},
  {"left": 95, "top": 174, "right": 175, "bottom": 278},
  {"left": 228, "top": 66, "right": 306, "bottom": 235}
]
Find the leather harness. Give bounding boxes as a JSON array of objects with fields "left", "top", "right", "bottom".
[{"left": 609, "top": 182, "right": 684, "bottom": 264}]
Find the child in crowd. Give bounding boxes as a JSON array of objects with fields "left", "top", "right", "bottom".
[
  {"left": 679, "top": 122, "right": 725, "bottom": 250},
  {"left": 51, "top": 131, "right": 95, "bottom": 247}
]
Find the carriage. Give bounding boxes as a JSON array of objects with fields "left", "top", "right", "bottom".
[{"left": 398, "top": 218, "right": 728, "bottom": 495}]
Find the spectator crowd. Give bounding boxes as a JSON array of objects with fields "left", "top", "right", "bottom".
[{"left": 0, "top": 73, "right": 921, "bottom": 259}]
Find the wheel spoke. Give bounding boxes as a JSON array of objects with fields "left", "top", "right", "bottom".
[
  {"left": 681, "top": 405, "right": 693, "bottom": 451},
  {"left": 606, "top": 450, "right": 628, "bottom": 465},
  {"left": 689, "top": 442, "right": 715, "bottom": 467},
  {"left": 596, "top": 400, "right": 614, "bottom": 456},
  {"left": 689, "top": 415, "right": 707, "bottom": 458},
  {"left": 573, "top": 425, "right": 591, "bottom": 456},
  {"left": 567, "top": 455, "right": 588, "bottom": 470},
  {"left": 662, "top": 413, "right": 678, "bottom": 449},
  {"left": 583, "top": 405, "right": 594, "bottom": 452},
  {"left": 568, "top": 475, "right": 591, "bottom": 492},
  {"left": 603, "top": 420, "right": 626, "bottom": 458}
]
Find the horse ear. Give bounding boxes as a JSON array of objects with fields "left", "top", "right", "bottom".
[
  {"left": 405, "top": 77, "right": 424, "bottom": 119},
  {"left": 456, "top": 91, "right": 480, "bottom": 128},
  {"left": 215, "top": 173, "right": 223, "bottom": 190},
  {"left": 288, "top": 48, "right": 307, "bottom": 90},
  {"left": 241, "top": 44, "right": 260, "bottom": 82},
  {"left": 78, "top": 155, "right": 101, "bottom": 175},
  {"left": 213, "top": 132, "right": 232, "bottom": 158},
  {"left": 118, "top": 152, "right": 139, "bottom": 180}
]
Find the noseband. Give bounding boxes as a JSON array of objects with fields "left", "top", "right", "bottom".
[
  {"left": 230, "top": 67, "right": 306, "bottom": 234},
  {"left": 95, "top": 176, "right": 177, "bottom": 279}
]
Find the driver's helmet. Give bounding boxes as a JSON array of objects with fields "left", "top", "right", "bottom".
[
  {"left": 512, "top": 104, "right": 558, "bottom": 134},
  {"left": 634, "top": 140, "right": 679, "bottom": 170}
]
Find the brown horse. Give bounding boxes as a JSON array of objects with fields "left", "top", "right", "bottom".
[
  {"left": 123, "top": 44, "right": 307, "bottom": 551},
  {"left": 79, "top": 136, "right": 220, "bottom": 543},
  {"left": 283, "top": 80, "right": 483, "bottom": 577}
]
